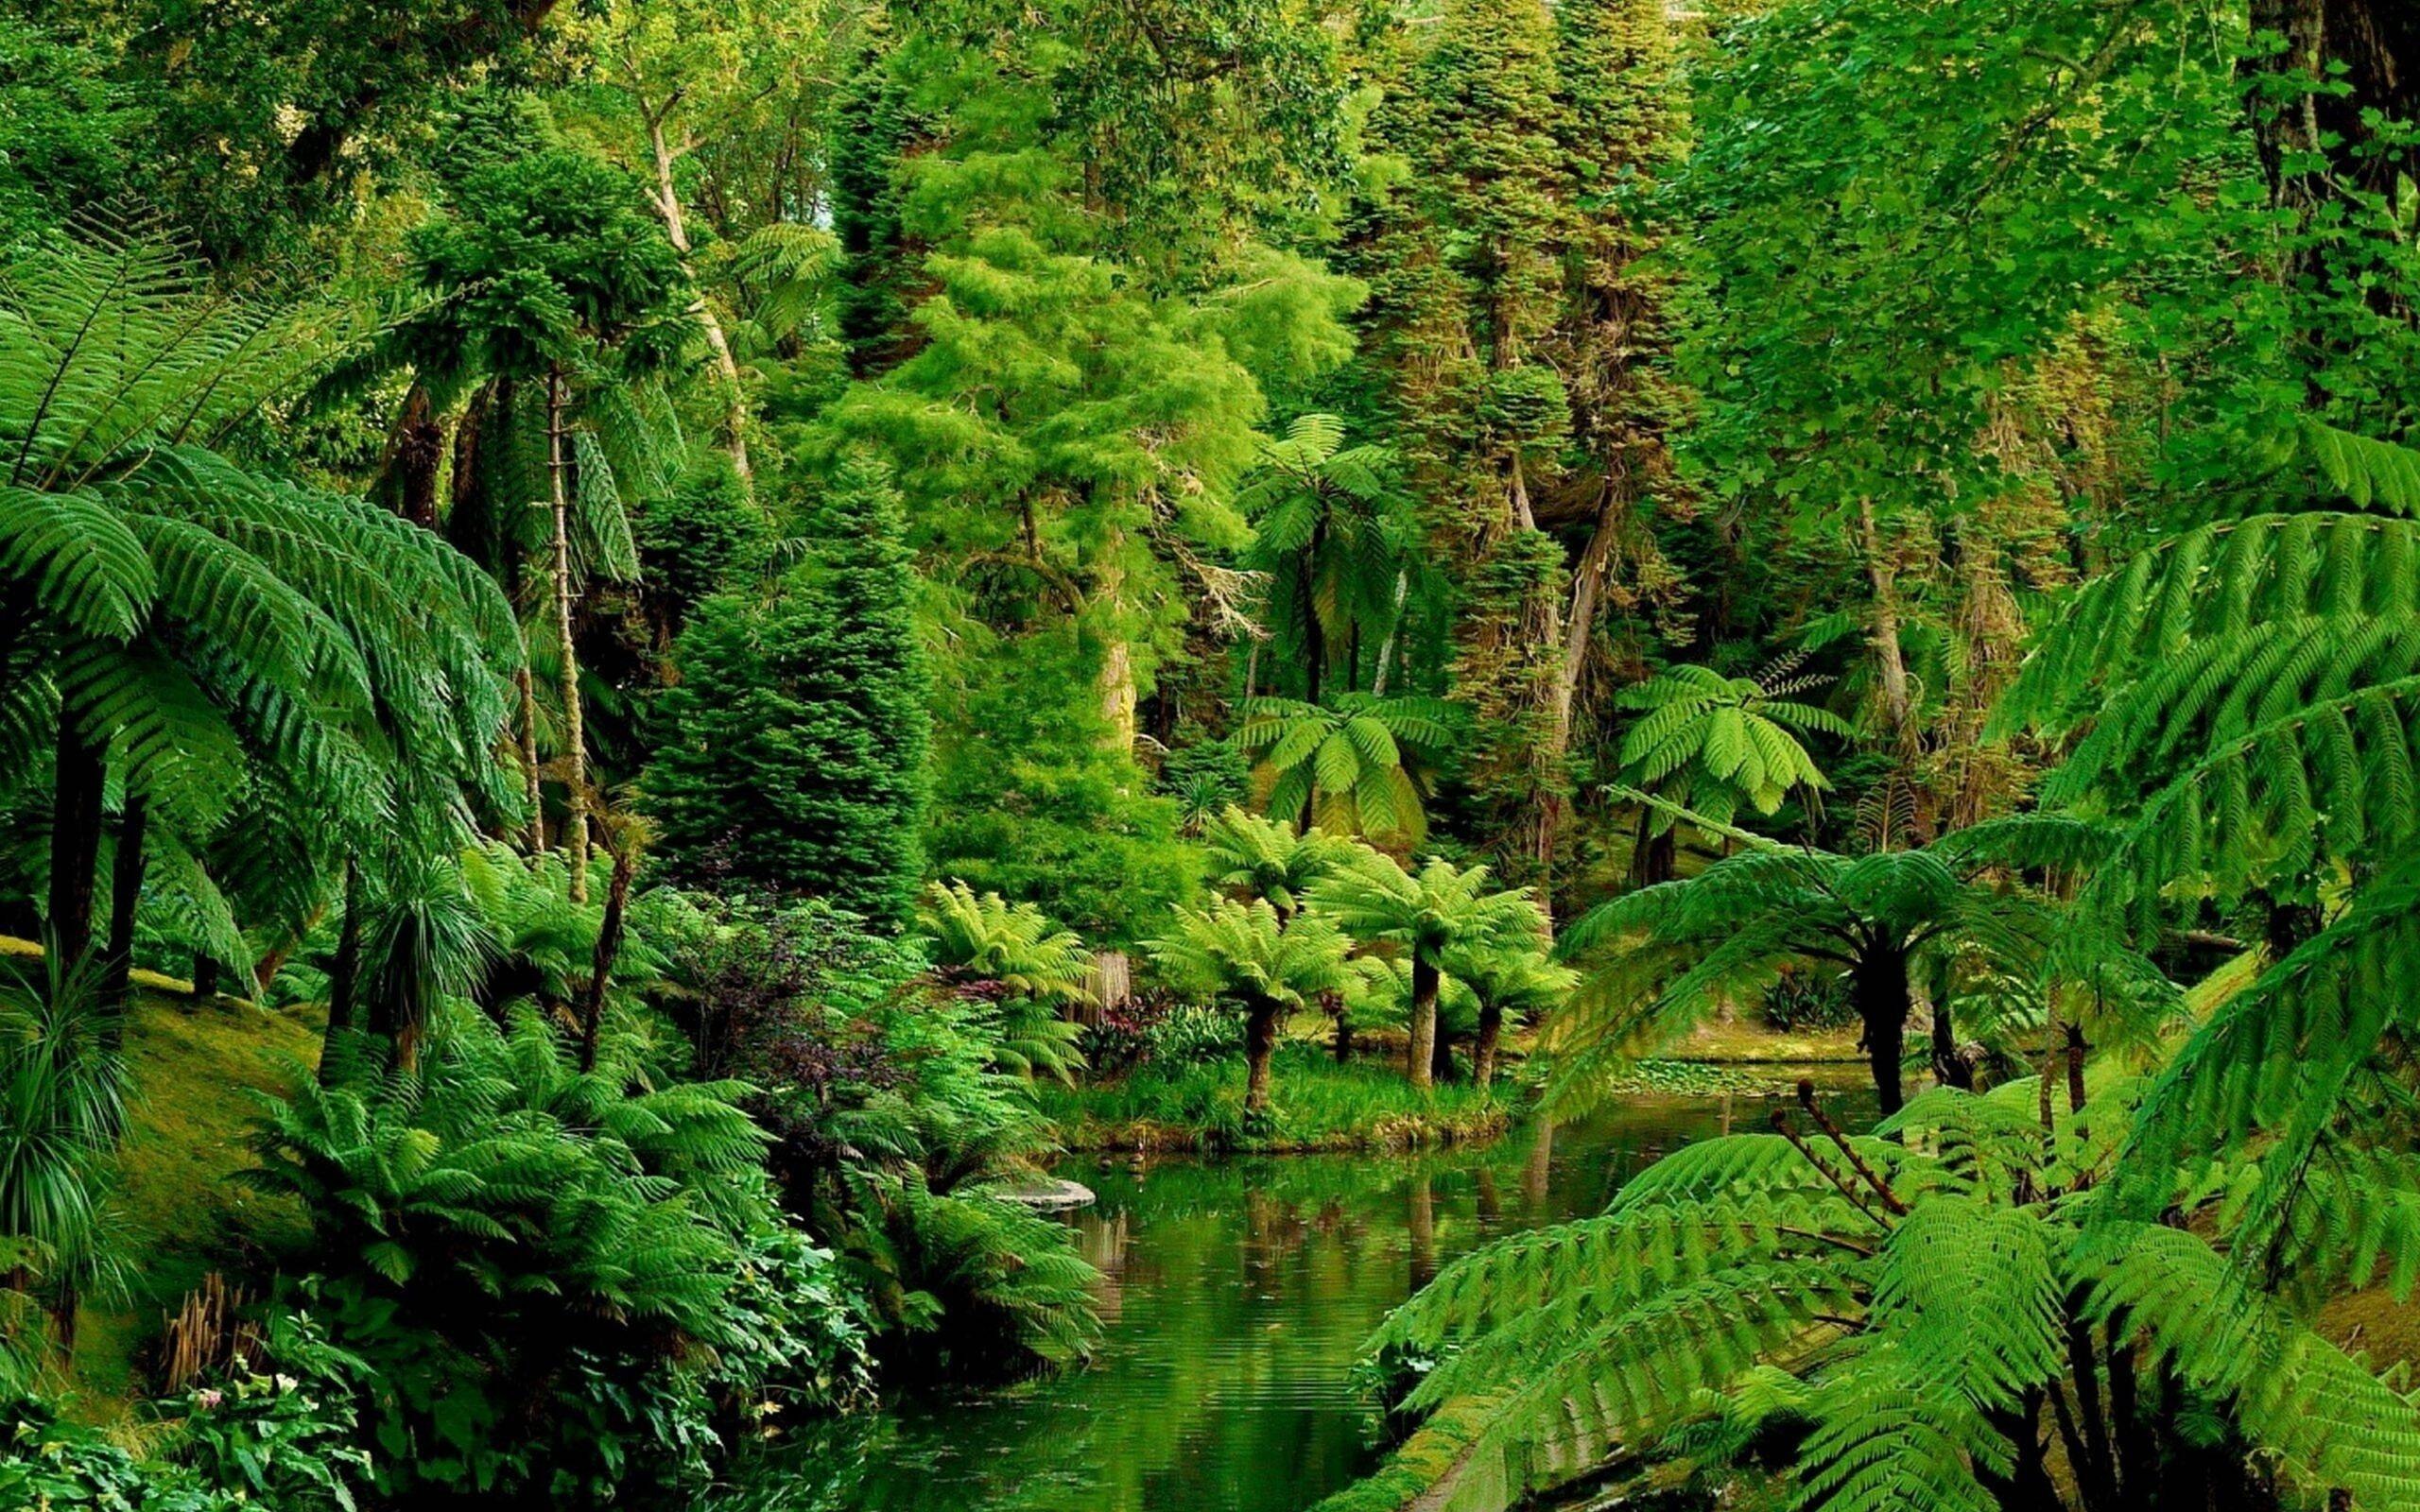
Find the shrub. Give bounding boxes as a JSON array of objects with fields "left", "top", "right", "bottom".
[
  {"left": 1145, "top": 1005, "right": 1247, "bottom": 1066},
  {"left": 1759, "top": 965, "right": 1858, "bottom": 1030},
  {"left": 247, "top": 1005, "right": 861, "bottom": 1502}
]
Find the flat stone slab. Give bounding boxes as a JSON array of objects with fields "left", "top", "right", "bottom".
[{"left": 994, "top": 1177, "right": 1097, "bottom": 1212}]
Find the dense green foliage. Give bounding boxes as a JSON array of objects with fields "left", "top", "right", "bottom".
[{"left": 7, "top": 0, "right": 2420, "bottom": 1505}]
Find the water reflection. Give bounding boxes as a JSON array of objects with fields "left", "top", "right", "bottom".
[{"left": 737, "top": 1086, "right": 1873, "bottom": 1512}]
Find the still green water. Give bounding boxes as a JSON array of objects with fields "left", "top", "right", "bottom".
[{"left": 753, "top": 1088, "right": 1858, "bottom": 1512}]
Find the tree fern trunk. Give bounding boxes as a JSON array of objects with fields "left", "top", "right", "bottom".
[
  {"left": 1852, "top": 944, "right": 1909, "bottom": 1114},
  {"left": 1474, "top": 1003, "right": 1504, "bottom": 1089},
  {"left": 547, "top": 367, "right": 590, "bottom": 903},
  {"left": 48, "top": 721, "right": 105, "bottom": 968},
  {"left": 321, "top": 858, "right": 362, "bottom": 1086},
  {"left": 1431, "top": 1017, "right": 1455, "bottom": 1084},
  {"left": 101, "top": 792, "right": 147, "bottom": 1022},
  {"left": 1243, "top": 998, "right": 1279, "bottom": 1115},
  {"left": 1408, "top": 954, "right": 1439, "bottom": 1091}
]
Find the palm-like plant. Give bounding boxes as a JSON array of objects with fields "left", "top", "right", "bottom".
[
  {"left": 0, "top": 218, "right": 521, "bottom": 979},
  {"left": 1198, "top": 806, "right": 1355, "bottom": 919},
  {"left": 0, "top": 949, "right": 128, "bottom": 1347},
  {"left": 1335, "top": 1076, "right": 2420, "bottom": 1512},
  {"left": 1550, "top": 842, "right": 2103, "bottom": 1114},
  {"left": 1449, "top": 940, "right": 1576, "bottom": 1091},
  {"left": 1238, "top": 413, "right": 1416, "bottom": 703},
  {"left": 917, "top": 881, "right": 1094, "bottom": 1083},
  {"left": 1148, "top": 897, "right": 1352, "bottom": 1114},
  {"left": 1612, "top": 659, "right": 1849, "bottom": 835},
  {"left": 1309, "top": 852, "right": 1541, "bottom": 1091},
  {"left": 1236, "top": 694, "right": 1459, "bottom": 849}
]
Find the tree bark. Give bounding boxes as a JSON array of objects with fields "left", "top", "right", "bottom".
[
  {"left": 578, "top": 833, "right": 638, "bottom": 1074},
  {"left": 1474, "top": 1003, "right": 1505, "bottom": 1090},
  {"left": 321, "top": 858, "right": 363, "bottom": 1084},
  {"left": 380, "top": 382, "right": 446, "bottom": 529},
  {"left": 644, "top": 105, "right": 752, "bottom": 490},
  {"left": 1407, "top": 954, "right": 1439, "bottom": 1091},
  {"left": 47, "top": 721, "right": 106, "bottom": 968},
  {"left": 1928, "top": 990, "right": 1972, "bottom": 1091},
  {"left": 1858, "top": 496, "right": 1920, "bottom": 762},
  {"left": 1853, "top": 943, "right": 1910, "bottom": 1114},
  {"left": 517, "top": 665, "right": 546, "bottom": 856},
  {"left": 547, "top": 367, "right": 590, "bottom": 902},
  {"left": 101, "top": 794, "right": 147, "bottom": 1019},
  {"left": 1243, "top": 998, "right": 1280, "bottom": 1115}
]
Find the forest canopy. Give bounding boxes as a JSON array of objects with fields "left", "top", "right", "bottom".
[{"left": 4, "top": 0, "right": 2420, "bottom": 1509}]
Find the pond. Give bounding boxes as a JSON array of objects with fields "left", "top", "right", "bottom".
[{"left": 750, "top": 1082, "right": 1870, "bottom": 1512}]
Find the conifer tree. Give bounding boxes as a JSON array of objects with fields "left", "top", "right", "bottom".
[{"left": 648, "top": 453, "right": 930, "bottom": 926}]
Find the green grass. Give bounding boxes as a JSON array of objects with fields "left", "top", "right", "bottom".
[
  {"left": 1040, "top": 1046, "right": 1515, "bottom": 1154},
  {"left": 70, "top": 988, "right": 321, "bottom": 1407}
]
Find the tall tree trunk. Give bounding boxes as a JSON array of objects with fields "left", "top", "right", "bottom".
[
  {"left": 1852, "top": 943, "right": 1910, "bottom": 1115},
  {"left": 547, "top": 367, "right": 590, "bottom": 902},
  {"left": 191, "top": 953, "right": 220, "bottom": 1000},
  {"left": 48, "top": 721, "right": 105, "bottom": 968},
  {"left": 644, "top": 106, "right": 752, "bottom": 490},
  {"left": 1243, "top": 999, "right": 1279, "bottom": 1115},
  {"left": 321, "top": 858, "right": 363, "bottom": 1084},
  {"left": 101, "top": 794, "right": 147, "bottom": 1021},
  {"left": 517, "top": 665, "right": 546, "bottom": 855},
  {"left": 1474, "top": 1003, "right": 1505, "bottom": 1090},
  {"left": 1407, "top": 954, "right": 1439, "bottom": 1091},
  {"left": 578, "top": 833, "right": 638, "bottom": 1074},
  {"left": 1370, "top": 571, "right": 1409, "bottom": 696},
  {"left": 1858, "top": 497, "right": 1920, "bottom": 758},
  {"left": 1928, "top": 990, "right": 1972, "bottom": 1091},
  {"left": 381, "top": 382, "right": 446, "bottom": 529},
  {"left": 1302, "top": 521, "right": 1326, "bottom": 704}
]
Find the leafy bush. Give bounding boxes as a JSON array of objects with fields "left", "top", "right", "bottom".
[
  {"left": 0, "top": 1401, "right": 245, "bottom": 1512},
  {"left": 165, "top": 1308, "right": 372, "bottom": 1511},
  {"left": 661, "top": 897, "right": 1102, "bottom": 1377},
  {"left": 246, "top": 1005, "right": 865, "bottom": 1502},
  {"left": 1758, "top": 965, "right": 1858, "bottom": 1031},
  {"left": 1145, "top": 1004, "right": 1248, "bottom": 1066}
]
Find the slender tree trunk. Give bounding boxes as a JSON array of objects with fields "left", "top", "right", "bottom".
[
  {"left": 644, "top": 107, "right": 752, "bottom": 489},
  {"left": 1929, "top": 991, "right": 1972, "bottom": 1091},
  {"left": 48, "top": 721, "right": 105, "bottom": 968},
  {"left": 578, "top": 833, "right": 638, "bottom": 1074},
  {"left": 101, "top": 794, "right": 147, "bottom": 1021},
  {"left": 517, "top": 665, "right": 546, "bottom": 855},
  {"left": 1474, "top": 1003, "right": 1505, "bottom": 1090},
  {"left": 1852, "top": 944, "right": 1910, "bottom": 1114},
  {"left": 1370, "top": 571, "right": 1409, "bottom": 696},
  {"left": 1243, "top": 999, "right": 1279, "bottom": 1115},
  {"left": 547, "top": 367, "right": 590, "bottom": 902},
  {"left": 381, "top": 382, "right": 446, "bottom": 529},
  {"left": 1431, "top": 1018, "right": 1456, "bottom": 1084},
  {"left": 321, "top": 858, "right": 362, "bottom": 1084},
  {"left": 1857, "top": 495, "right": 1933, "bottom": 843},
  {"left": 1407, "top": 954, "right": 1439, "bottom": 1091},
  {"left": 1303, "top": 522, "right": 1326, "bottom": 704}
]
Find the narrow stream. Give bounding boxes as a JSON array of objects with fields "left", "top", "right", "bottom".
[{"left": 746, "top": 1083, "right": 1871, "bottom": 1512}]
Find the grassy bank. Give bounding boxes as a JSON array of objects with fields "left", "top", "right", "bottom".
[
  {"left": 1040, "top": 1046, "right": 1515, "bottom": 1154},
  {"left": 58, "top": 982, "right": 320, "bottom": 1407}
]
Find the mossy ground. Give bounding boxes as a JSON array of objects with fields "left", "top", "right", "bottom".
[{"left": 7, "top": 945, "right": 324, "bottom": 1411}]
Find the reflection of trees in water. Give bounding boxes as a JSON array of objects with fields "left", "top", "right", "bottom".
[{"left": 721, "top": 1092, "right": 1882, "bottom": 1512}]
